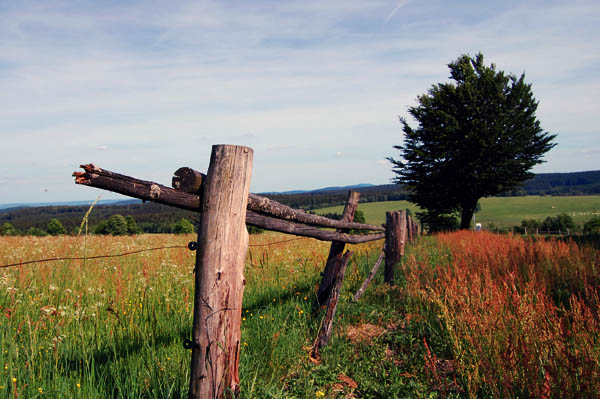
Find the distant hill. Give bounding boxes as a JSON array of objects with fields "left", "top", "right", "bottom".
[
  {"left": 1, "top": 171, "right": 598, "bottom": 234},
  {"left": 519, "top": 171, "right": 600, "bottom": 196},
  {"left": 260, "top": 183, "right": 374, "bottom": 195},
  {"left": 0, "top": 199, "right": 138, "bottom": 211},
  {"left": 261, "top": 183, "right": 409, "bottom": 209},
  {"left": 262, "top": 170, "right": 600, "bottom": 209}
]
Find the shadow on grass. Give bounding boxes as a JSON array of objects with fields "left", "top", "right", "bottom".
[{"left": 55, "top": 279, "right": 324, "bottom": 398}]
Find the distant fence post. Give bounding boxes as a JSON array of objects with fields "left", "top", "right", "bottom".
[
  {"left": 384, "top": 210, "right": 406, "bottom": 285},
  {"left": 317, "top": 191, "right": 360, "bottom": 306},
  {"left": 188, "top": 145, "right": 253, "bottom": 399}
]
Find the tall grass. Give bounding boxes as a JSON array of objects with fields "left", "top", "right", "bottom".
[
  {"left": 0, "top": 233, "right": 385, "bottom": 398},
  {"left": 0, "top": 234, "right": 196, "bottom": 398},
  {"left": 401, "top": 231, "right": 600, "bottom": 398},
  {"left": 1, "top": 231, "right": 598, "bottom": 398}
]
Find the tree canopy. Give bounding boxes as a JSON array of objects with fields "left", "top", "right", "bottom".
[
  {"left": 47, "top": 218, "right": 67, "bottom": 235},
  {"left": 172, "top": 218, "right": 195, "bottom": 234},
  {"left": 389, "top": 53, "right": 556, "bottom": 229}
]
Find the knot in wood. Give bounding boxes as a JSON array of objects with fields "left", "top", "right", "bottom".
[{"left": 149, "top": 184, "right": 161, "bottom": 200}]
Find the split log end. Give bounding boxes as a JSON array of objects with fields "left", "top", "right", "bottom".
[
  {"left": 172, "top": 167, "right": 205, "bottom": 194},
  {"left": 73, "top": 164, "right": 101, "bottom": 184},
  {"left": 80, "top": 163, "right": 101, "bottom": 173},
  {"left": 73, "top": 170, "right": 91, "bottom": 185}
]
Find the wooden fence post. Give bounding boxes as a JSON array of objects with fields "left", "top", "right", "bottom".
[
  {"left": 311, "top": 250, "right": 353, "bottom": 358},
  {"left": 353, "top": 249, "right": 384, "bottom": 301},
  {"left": 406, "top": 213, "right": 413, "bottom": 242},
  {"left": 317, "top": 191, "right": 360, "bottom": 306},
  {"left": 188, "top": 145, "right": 253, "bottom": 399},
  {"left": 384, "top": 210, "right": 406, "bottom": 285}
]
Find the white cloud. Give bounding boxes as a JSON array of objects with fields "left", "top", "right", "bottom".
[
  {"left": 0, "top": 0, "right": 598, "bottom": 202},
  {"left": 266, "top": 145, "right": 293, "bottom": 152}
]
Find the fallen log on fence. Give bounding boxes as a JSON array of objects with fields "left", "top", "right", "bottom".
[
  {"left": 311, "top": 250, "right": 353, "bottom": 359},
  {"left": 317, "top": 191, "right": 359, "bottom": 306},
  {"left": 73, "top": 164, "right": 385, "bottom": 244},
  {"left": 353, "top": 249, "right": 385, "bottom": 301},
  {"left": 171, "top": 166, "right": 384, "bottom": 232},
  {"left": 74, "top": 164, "right": 201, "bottom": 210},
  {"left": 172, "top": 167, "right": 204, "bottom": 195}
]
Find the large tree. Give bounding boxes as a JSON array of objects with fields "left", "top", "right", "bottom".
[{"left": 389, "top": 53, "right": 556, "bottom": 229}]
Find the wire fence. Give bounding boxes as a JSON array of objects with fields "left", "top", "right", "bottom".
[{"left": 0, "top": 236, "right": 315, "bottom": 270}]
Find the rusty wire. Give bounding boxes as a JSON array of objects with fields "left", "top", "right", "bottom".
[
  {"left": 0, "top": 245, "right": 186, "bottom": 269},
  {"left": 0, "top": 236, "right": 317, "bottom": 269}
]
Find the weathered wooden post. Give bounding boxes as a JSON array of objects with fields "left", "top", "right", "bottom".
[
  {"left": 317, "top": 191, "right": 360, "bottom": 306},
  {"left": 384, "top": 210, "right": 406, "bottom": 285},
  {"left": 311, "top": 250, "right": 353, "bottom": 358},
  {"left": 406, "top": 213, "right": 413, "bottom": 242},
  {"left": 353, "top": 249, "right": 384, "bottom": 301},
  {"left": 188, "top": 145, "right": 253, "bottom": 399}
]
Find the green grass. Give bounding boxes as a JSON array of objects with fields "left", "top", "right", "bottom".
[
  {"left": 2, "top": 230, "right": 599, "bottom": 398},
  {"left": 315, "top": 195, "right": 600, "bottom": 228},
  {"left": 316, "top": 201, "right": 421, "bottom": 226},
  {"left": 2, "top": 234, "right": 439, "bottom": 398}
]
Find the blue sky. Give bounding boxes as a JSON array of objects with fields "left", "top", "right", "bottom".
[{"left": 1, "top": 0, "right": 599, "bottom": 204}]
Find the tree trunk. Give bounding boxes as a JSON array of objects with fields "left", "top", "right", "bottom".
[{"left": 459, "top": 199, "right": 479, "bottom": 230}]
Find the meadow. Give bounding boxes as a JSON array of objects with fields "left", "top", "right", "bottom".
[
  {"left": 1, "top": 230, "right": 599, "bottom": 398},
  {"left": 315, "top": 195, "right": 600, "bottom": 228}
]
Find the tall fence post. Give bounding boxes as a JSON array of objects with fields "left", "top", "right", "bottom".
[
  {"left": 384, "top": 210, "right": 406, "bottom": 285},
  {"left": 317, "top": 191, "right": 360, "bottom": 306},
  {"left": 188, "top": 145, "right": 253, "bottom": 399}
]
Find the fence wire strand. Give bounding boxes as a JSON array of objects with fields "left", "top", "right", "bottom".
[
  {"left": 0, "top": 236, "right": 318, "bottom": 269},
  {"left": 0, "top": 245, "right": 187, "bottom": 269}
]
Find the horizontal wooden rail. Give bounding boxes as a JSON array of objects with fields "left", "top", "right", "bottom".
[
  {"left": 172, "top": 167, "right": 384, "bottom": 232},
  {"left": 247, "top": 193, "right": 383, "bottom": 231},
  {"left": 245, "top": 212, "right": 385, "bottom": 244},
  {"left": 73, "top": 164, "right": 385, "bottom": 244},
  {"left": 74, "top": 164, "right": 200, "bottom": 210}
]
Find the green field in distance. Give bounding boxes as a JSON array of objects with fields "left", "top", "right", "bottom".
[{"left": 315, "top": 195, "right": 600, "bottom": 228}]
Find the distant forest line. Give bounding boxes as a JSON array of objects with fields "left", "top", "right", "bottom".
[
  {"left": 263, "top": 170, "right": 600, "bottom": 209},
  {"left": 1, "top": 170, "right": 599, "bottom": 234}
]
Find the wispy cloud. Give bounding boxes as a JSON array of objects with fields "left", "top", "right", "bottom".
[
  {"left": 0, "top": 0, "right": 598, "bottom": 201},
  {"left": 382, "top": 0, "right": 410, "bottom": 27},
  {"left": 266, "top": 145, "right": 293, "bottom": 152}
]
